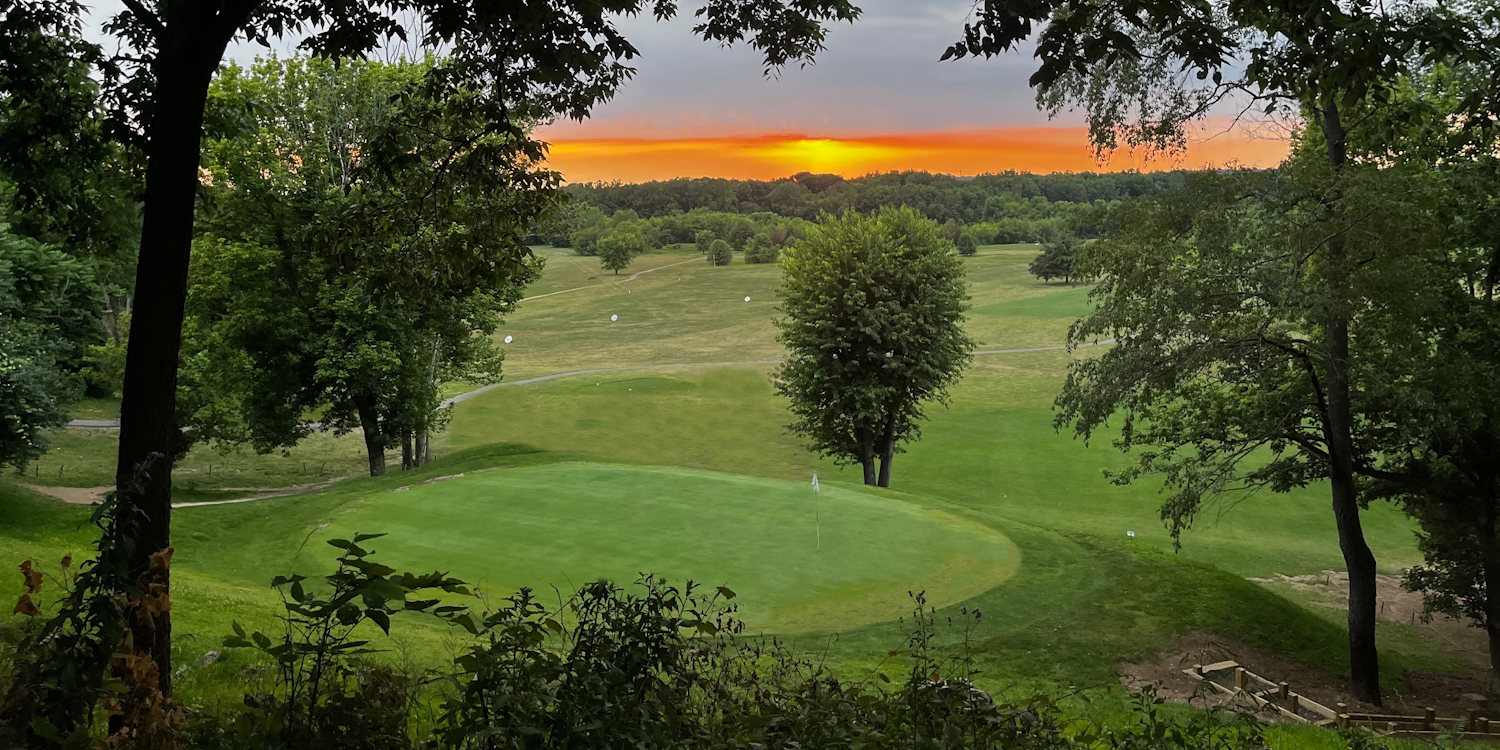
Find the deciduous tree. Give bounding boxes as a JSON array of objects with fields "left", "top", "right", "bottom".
[
  {"left": 0, "top": 223, "right": 92, "bottom": 469},
  {"left": 598, "top": 231, "right": 638, "bottom": 275},
  {"left": 707, "top": 238, "right": 733, "bottom": 266},
  {"left": 945, "top": 0, "right": 1493, "bottom": 703},
  {"left": 743, "top": 234, "right": 779, "bottom": 263},
  {"left": 189, "top": 57, "right": 542, "bottom": 478},
  {"left": 775, "top": 208, "right": 972, "bottom": 487},
  {"left": 955, "top": 233, "right": 977, "bottom": 257}
]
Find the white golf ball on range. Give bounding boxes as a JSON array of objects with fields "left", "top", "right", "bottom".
[
  {"left": 504, "top": 335, "right": 513, "bottom": 344},
  {"left": 611, "top": 314, "right": 618, "bottom": 321}
]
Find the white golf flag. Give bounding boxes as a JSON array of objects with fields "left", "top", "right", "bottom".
[{"left": 811, "top": 473, "right": 821, "bottom": 551}]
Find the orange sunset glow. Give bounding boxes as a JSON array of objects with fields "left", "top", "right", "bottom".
[{"left": 540, "top": 125, "right": 1291, "bottom": 183}]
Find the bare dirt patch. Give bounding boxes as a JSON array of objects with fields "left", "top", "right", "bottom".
[
  {"left": 1120, "top": 632, "right": 1492, "bottom": 719},
  {"left": 22, "top": 484, "right": 110, "bottom": 505},
  {"left": 1251, "top": 571, "right": 1491, "bottom": 672}
]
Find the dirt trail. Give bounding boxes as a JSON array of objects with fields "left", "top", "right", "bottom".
[
  {"left": 21, "top": 481, "right": 341, "bottom": 508},
  {"left": 22, "top": 484, "right": 112, "bottom": 505}
]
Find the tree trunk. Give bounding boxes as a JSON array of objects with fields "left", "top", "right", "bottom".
[
  {"left": 876, "top": 417, "right": 897, "bottom": 488},
  {"left": 858, "top": 429, "right": 877, "bottom": 486},
  {"left": 1479, "top": 515, "right": 1500, "bottom": 683},
  {"left": 402, "top": 433, "right": 413, "bottom": 471},
  {"left": 1331, "top": 455, "right": 1381, "bottom": 704},
  {"left": 1318, "top": 97, "right": 1381, "bottom": 706},
  {"left": 354, "top": 395, "right": 387, "bottom": 477},
  {"left": 417, "top": 432, "right": 431, "bottom": 466},
  {"left": 112, "top": 21, "right": 234, "bottom": 696}
]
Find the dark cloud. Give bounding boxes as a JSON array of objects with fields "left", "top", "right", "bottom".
[
  {"left": 549, "top": 0, "right": 1066, "bottom": 137},
  {"left": 82, "top": 0, "right": 1068, "bottom": 135}
]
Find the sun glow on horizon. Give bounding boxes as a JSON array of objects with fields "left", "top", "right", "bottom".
[{"left": 539, "top": 125, "right": 1290, "bottom": 183}]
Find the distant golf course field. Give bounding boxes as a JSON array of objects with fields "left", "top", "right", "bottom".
[
  {"left": 6, "top": 243, "right": 1462, "bottom": 702},
  {"left": 314, "top": 463, "right": 1020, "bottom": 633}
]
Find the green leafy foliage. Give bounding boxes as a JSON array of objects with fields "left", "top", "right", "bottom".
[
  {"left": 742, "top": 234, "right": 780, "bottom": 264},
  {"left": 0, "top": 1, "right": 138, "bottom": 346},
  {"left": 693, "top": 229, "right": 716, "bottom": 254},
  {"left": 1055, "top": 160, "right": 1443, "bottom": 541},
  {"left": 220, "top": 533, "right": 471, "bottom": 746},
  {"left": 178, "top": 541, "right": 1270, "bottom": 750},
  {"left": 186, "top": 57, "right": 545, "bottom": 476},
  {"left": 775, "top": 207, "right": 973, "bottom": 487},
  {"left": 0, "top": 225, "right": 91, "bottom": 469},
  {"left": 1028, "top": 235, "right": 1081, "bottom": 284},
  {"left": 956, "top": 233, "right": 978, "bottom": 256},
  {"left": 706, "top": 238, "right": 733, "bottom": 266},
  {"left": 567, "top": 170, "right": 1187, "bottom": 227},
  {"left": 0, "top": 463, "right": 181, "bottom": 747},
  {"left": 1335, "top": 72, "right": 1500, "bottom": 676},
  {"left": 597, "top": 231, "right": 640, "bottom": 275}
]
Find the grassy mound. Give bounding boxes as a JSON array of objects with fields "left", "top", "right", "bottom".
[{"left": 311, "top": 463, "right": 1021, "bottom": 633}]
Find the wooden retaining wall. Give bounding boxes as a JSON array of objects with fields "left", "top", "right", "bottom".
[{"left": 1183, "top": 661, "right": 1498, "bottom": 741}]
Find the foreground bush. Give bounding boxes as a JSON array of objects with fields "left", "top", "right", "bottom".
[{"left": 2, "top": 513, "right": 1270, "bottom": 750}]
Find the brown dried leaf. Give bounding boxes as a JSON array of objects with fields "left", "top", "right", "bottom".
[
  {"left": 19, "top": 560, "right": 41, "bottom": 594},
  {"left": 12, "top": 594, "right": 38, "bottom": 617},
  {"left": 148, "top": 547, "right": 174, "bottom": 573}
]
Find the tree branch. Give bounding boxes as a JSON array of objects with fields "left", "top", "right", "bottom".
[{"left": 119, "top": 0, "right": 166, "bottom": 42}]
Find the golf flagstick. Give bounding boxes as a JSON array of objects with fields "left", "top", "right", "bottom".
[{"left": 811, "top": 472, "right": 821, "bottom": 551}]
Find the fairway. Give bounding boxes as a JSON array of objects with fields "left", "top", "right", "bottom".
[{"left": 314, "top": 463, "right": 1020, "bottom": 633}]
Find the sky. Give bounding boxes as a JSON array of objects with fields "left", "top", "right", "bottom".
[
  {"left": 531, "top": 0, "right": 1290, "bottom": 181},
  {"left": 83, "top": 0, "right": 1289, "bottom": 183}
]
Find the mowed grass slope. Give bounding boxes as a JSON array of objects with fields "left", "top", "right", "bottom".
[
  {"left": 3, "top": 243, "right": 1448, "bottom": 696},
  {"left": 497, "top": 245, "right": 783, "bottom": 380}
]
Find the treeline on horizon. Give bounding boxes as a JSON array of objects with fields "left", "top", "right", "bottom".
[
  {"left": 563, "top": 170, "right": 1190, "bottom": 224},
  {"left": 547, "top": 170, "right": 1190, "bottom": 251}
]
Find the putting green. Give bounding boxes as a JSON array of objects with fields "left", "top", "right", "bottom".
[{"left": 316, "top": 463, "right": 1020, "bottom": 633}]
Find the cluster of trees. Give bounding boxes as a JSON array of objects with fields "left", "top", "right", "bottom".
[
  {"left": 566, "top": 170, "right": 1186, "bottom": 226},
  {"left": 0, "top": 0, "right": 862, "bottom": 740},
  {"left": 558, "top": 175, "right": 1109, "bottom": 247},
  {"left": 555, "top": 205, "right": 806, "bottom": 260},
  {"left": 181, "top": 57, "right": 549, "bottom": 477},
  {"left": 554, "top": 174, "right": 1116, "bottom": 256}
]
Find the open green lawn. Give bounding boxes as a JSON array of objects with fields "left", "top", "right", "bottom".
[
  {"left": 312, "top": 463, "right": 1020, "bottom": 633},
  {"left": 5, "top": 242, "right": 1455, "bottom": 713}
]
